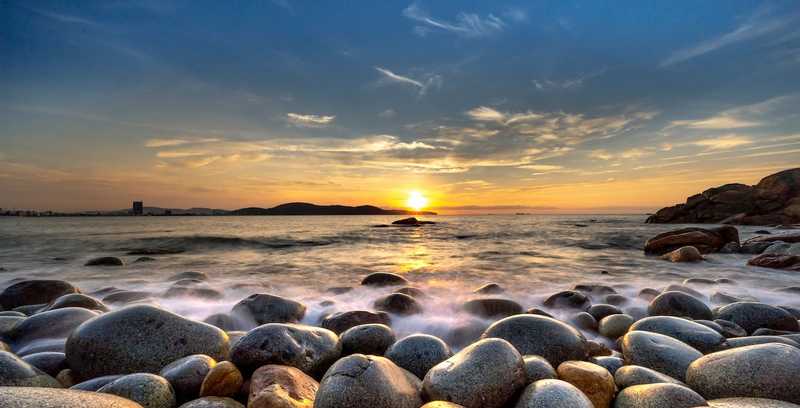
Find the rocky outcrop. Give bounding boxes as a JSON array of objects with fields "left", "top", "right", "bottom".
[
  {"left": 647, "top": 168, "right": 800, "bottom": 225},
  {"left": 644, "top": 227, "right": 739, "bottom": 255}
]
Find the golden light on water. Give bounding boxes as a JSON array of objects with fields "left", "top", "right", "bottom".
[{"left": 406, "top": 190, "right": 429, "bottom": 211}]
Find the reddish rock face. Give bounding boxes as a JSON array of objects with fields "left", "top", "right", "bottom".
[
  {"left": 647, "top": 168, "right": 800, "bottom": 225},
  {"left": 643, "top": 226, "right": 739, "bottom": 255},
  {"left": 747, "top": 254, "right": 800, "bottom": 271}
]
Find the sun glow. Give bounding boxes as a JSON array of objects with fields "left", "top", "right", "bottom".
[{"left": 406, "top": 190, "right": 429, "bottom": 211}]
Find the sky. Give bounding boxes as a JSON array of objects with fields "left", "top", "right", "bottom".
[{"left": 1, "top": 0, "right": 800, "bottom": 213}]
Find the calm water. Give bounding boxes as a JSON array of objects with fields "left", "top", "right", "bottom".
[{"left": 0, "top": 215, "right": 796, "bottom": 340}]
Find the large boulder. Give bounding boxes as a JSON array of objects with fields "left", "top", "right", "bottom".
[
  {"left": 481, "top": 315, "right": 588, "bottom": 366},
  {"left": 7, "top": 307, "right": 99, "bottom": 350},
  {"left": 248, "top": 364, "right": 318, "bottom": 408},
  {"left": 629, "top": 316, "right": 727, "bottom": 353},
  {"left": 644, "top": 227, "right": 739, "bottom": 255},
  {"left": 65, "top": 305, "right": 230, "bottom": 380},
  {"left": 0, "top": 387, "right": 144, "bottom": 408},
  {"left": 621, "top": 331, "right": 702, "bottom": 382},
  {"left": 513, "top": 379, "right": 593, "bottom": 408},
  {"left": 314, "top": 354, "right": 422, "bottom": 408},
  {"left": 714, "top": 302, "right": 799, "bottom": 334},
  {"left": 0, "top": 350, "right": 62, "bottom": 387},
  {"left": 229, "top": 323, "right": 340, "bottom": 376},
  {"left": 230, "top": 294, "right": 306, "bottom": 326},
  {"left": 686, "top": 343, "right": 800, "bottom": 403},
  {"left": 385, "top": 334, "right": 452, "bottom": 380},
  {"left": 0, "top": 280, "right": 79, "bottom": 310},
  {"left": 423, "top": 338, "right": 525, "bottom": 408}
]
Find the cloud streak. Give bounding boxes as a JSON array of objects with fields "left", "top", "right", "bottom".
[
  {"left": 286, "top": 113, "right": 336, "bottom": 127},
  {"left": 374, "top": 67, "right": 442, "bottom": 97},
  {"left": 402, "top": 3, "right": 506, "bottom": 38}
]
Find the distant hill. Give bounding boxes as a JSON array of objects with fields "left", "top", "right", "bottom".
[{"left": 231, "top": 202, "right": 436, "bottom": 216}]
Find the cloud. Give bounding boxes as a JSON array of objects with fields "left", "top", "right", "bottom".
[
  {"left": 156, "top": 151, "right": 208, "bottom": 158},
  {"left": 286, "top": 113, "right": 336, "bottom": 127},
  {"left": 532, "top": 68, "right": 607, "bottom": 91},
  {"left": 670, "top": 116, "right": 760, "bottom": 130},
  {"left": 374, "top": 67, "right": 442, "bottom": 97},
  {"left": 691, "top": 135, "right": 753, "bottom": 150},
  {"left": 588, "top": 150, "right": 614, "bottom": 160},
  {"left": 402, "top": 3, "right": 505, "bottom": 38},
  {"left": 378, "top": 109, "right": 396, "bottom": 118},
  {"left": 667, "top": 94, "right": 799, "bottom": 130},
  {"left": 465, "top": 106, "right": 506, "bottom": 122},
  {"left": 28, "top": 8, "right": 100, "bottom": 26},
  {"left": 145, "top": 138, "right": 220, "bottom": 148},
  {"left": 661, "top": 9, "right": 798, "bottom": 67}
]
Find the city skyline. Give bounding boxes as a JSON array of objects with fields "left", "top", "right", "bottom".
[{"left": 2, "top": 1, "right": 800, "bottom": 212}]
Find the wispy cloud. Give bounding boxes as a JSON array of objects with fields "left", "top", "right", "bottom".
[
  {"left": 661, "top": 9, "right": 798, "bottom": 67},
  {"left": 286, "top": 113, "right": 336, "bottom": 127},
  {"left": 374, "top": 67, "right": 442, "bottom": 97},
  {"left": 28, "top": 8, "right": 100, "bottom": 27},
  {"left": 532, "top": 68, "right": 607, "bottom": 91},
  {"left": 691, "top": 135, "right": 753, "bottom": 150},
  {"left": 145, "top": 138, "right": 221, "bottom": 148},
  {"left": 402, "top": 3, "right": 506, "bottom": 38},
  {"left": 670, "top": 116, "right": 760, "bottom": 130},
  {"left": 667, "top": 94, "right": 798, "bottom": 130}
]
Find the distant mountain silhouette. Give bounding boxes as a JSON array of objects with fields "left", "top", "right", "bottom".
[{"left": 231, "top": 202, "right": 436, "bottom": 216}]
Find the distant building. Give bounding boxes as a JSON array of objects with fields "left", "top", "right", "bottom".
[{"left": 132, "top": 201, "right": 144, "bottom": 216}]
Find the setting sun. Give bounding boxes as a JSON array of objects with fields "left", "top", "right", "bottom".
[{"left": 406, "top": 190, "right": 429, "bottom": 211}]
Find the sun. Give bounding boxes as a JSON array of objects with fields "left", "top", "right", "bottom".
[{"left": 406, "top": 190, "right": 429, "bottom": 212}]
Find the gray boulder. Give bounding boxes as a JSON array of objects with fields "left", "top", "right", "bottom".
[
  {"left": 0, "top": 280, "right": 79, "bottom": 310},
  {"left": 621, "top": 331, "right": 702, "bottom": 381},
  {"left": 315, "top": 354, "right": 422, "bottom": 408},
  {"left": 0, "top": 350, "right": 62, "bottom": 387},
  {"left": 513, "top": 379, "right": 593, "bottom": 408},
  {"left": 385, "top": 334, "right": 452, "bottom": 380},
  {"left": 0, "top": 387, "right": 144, "bottom": 408},
  {"left": 648, "top": 291, "right": 713, "bottom": 320},
  {"left": 614, "top": 383, "right": 707, "bottom": 408},
  {"left": 423, "top": 338, "right": 525, "bottom": 408},
  {"left": 686, "top": 343, "right": 800, "bottom": 403},
  {"left": 99, "top": 373, "right": 176, "bottom": 408},
  {"left": 229, "top": 323, "right": 340, "bottom": 376},
  {"left": 614, "top": 365, "right": 683, "bottom": 389},
  {"left": 7, "top": 307, "right": 99, "bottom": 348},
  {"left": 341, "top": 324, "right": 396, "bottom": 356},
  {"left": 481, "top": 315, "right": 588, "bottom": 366},
  {"left": 65, "top": 305, "right": 229, "bottom": 380},
  {"left": 230, "top": 294, "right": 306, "bottom": 327},
  {"left": 159, "top": 355, "right": 216, "bottom": 403},
  {"left": 321, "top": 310, "right": 391, "bottom": 334},
  {"left": 21, "top": 352, "right": 66, "bottom": 377},
  {"left": 629, "top": 316, "right": 727, "bottom": 353},
  {"left": 522, "top": 355, "right": 557, "bottom": 384},
  {"left": 715, "top": 302, "right": 799, "bottom": 334}
]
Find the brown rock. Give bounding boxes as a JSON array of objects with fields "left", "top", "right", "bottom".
[
  {"left": 747, "top": 254, "right": 800, "bottom": 271},
  {"left": 248, "top": 365, "right": 318, "bottom": 408},
  {"left": 644, "top": 227, "right": 739, "bottom": 255},
  {"left": 200, "top": 361, "right": 243, "bottom": 398},
  {"left": 556, "top": 360, "right": 616, "bottom": 408},
  {"left": 662, "top": 246, "right": 704, "bottom": 263}
]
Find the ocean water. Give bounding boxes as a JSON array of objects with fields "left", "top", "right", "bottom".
[{"left": 0, "top": 215, "right": 796, "bottom": 342}]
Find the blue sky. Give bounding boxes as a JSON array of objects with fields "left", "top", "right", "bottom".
[{"left": 1, "top": 0, "right": 799, "bottom": 212}]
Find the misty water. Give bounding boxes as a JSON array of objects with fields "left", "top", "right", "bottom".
[{"left": 0, "top": 215, "right": 796, "bottom": 344}]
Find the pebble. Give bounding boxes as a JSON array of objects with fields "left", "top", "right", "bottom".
[
  {"left": 385, "top": 334, "right": 452, "bottom": 380},
  {"left": 70, "top": 374, "right": 124, "bottom": 391},
  {"left": 229, "top": 323, "right": 340, "bottom": 376},
  {"left": 98, "top": 373, "right": 176, "bottom": 408},
  {"left": 713, "top": 319, "right": 748, "bottom": 338},
  {"left": 587, "top": 304, "right": 623, "bottom": 321},
  {"left": 521, "top": 355, "right": 556, "bottom": 384},
  {"left": 315, "top": 354, "right": 422, "bottom": 408},
  {"left": 590, "top": 356, "right": 624, "bottom": 375},
  {"left": 481, "top": 314, "right": 588, "bottom": 366},
  {"left": 374, "top": 293, "right": 422, "bottom": 315},
  {"left": 556, "top": 360, "right": 616, "bottom": 408},
  {"left": 199, "top": 361, "right": 242, "bottom": 398}
]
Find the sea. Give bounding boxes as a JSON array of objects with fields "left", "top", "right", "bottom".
[{"left": 0, "top": 215, "right": 796, "bottom": 342}]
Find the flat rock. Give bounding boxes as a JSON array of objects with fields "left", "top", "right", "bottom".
[
  {"left": 513, "top": 379, "right": 593, "bottom": 408},
  {"left": 315, "top": 354, "right": 422, "bottom": 408},
  {"left": 481, "top": 314, "right": 588, "bottom": 366},
  {"left": 614, "top": 383, "right": 707, "bottom": 408},
  {"left": 229, "top": 323, "right": 340, "bottom": 376},
  {"left": 0, "top": 387, "right": 144, "bottom": 408},
  {"left": 621, "top": 331, "right": 702, "bottom": 382},
  {"left": 423, "top": 338, "right": 525, "bottom": 408},
  {"left": 65, "top": 305, "right": 229, "bottom": 380},
  {"left": 686, "top": 343, "right": 800, "bottom": 403}
]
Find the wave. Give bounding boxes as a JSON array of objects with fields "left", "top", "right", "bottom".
[{"left": 122, "top": 234, "right": 336, "bottom": 253}]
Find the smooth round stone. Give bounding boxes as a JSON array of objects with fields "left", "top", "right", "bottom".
[
  {"left": 629, "top": 316, "right": 727, "bottom": 353},
  {"left": 778, "top": 305, "right": 800, "bottom": 319},
  {"left": 86, "top": 256, "right": 124, "bottom": 266},
  {"left": 361, "top": 272, "right": 409, "bottom": 287},
  {"left": 341, "top": 324, "right": 396, "bottom": 356},
  {"left": 614, "top": 365, "right": 683, "bottom": 389},
  {"left": 41, "top": 293, "right": 108, "bottom": 312},
  {"left": 474, "top": 283, "right": 504, "bottom": 295},
  {"left": 573, "top": 284, "right": 617, "bottom": 298},
  {"left": 663, "top": 285, "right": 705, "bottom": 300},
  {"left": 103, "top": 291, "right": 153, "bottom": 305},
  {"left": 556, "top": 361, "right": 615, "bottom": 408},
  {"left": 590, "top": 356, "right": 624, "bottom": 375},
  {"left": 203, "top": 314, "right": 239, "bottom": 332},
  {"left": 662, "top": 246, "right": 704, "bottom": 262},
  {"left": 160, "top": 355, "right": 216, "bottom": 403},
  {"left": 421, "top": 403, "right": 466, "bottom": 408},
  {"left": 163, "top": 286, "right": 223, "bottom": 300},
  {"left": 543, "top": 290, "right": 591, "bottom": 310},
  {"left": 199, "top": 361, "right": 242, "bottom": 398},
  {"left": 321, "top": 310, "right": 390, "bottom": 334},
  {"left": 462, "top": 298, "right": 523, "bottom": 318},
  {"left": 374, "top": 293, "right": 422, "bottom": 315},
  {"left": 614, "top": 383, "right": 707, "bottom": 408},
  {"left": 21, "top": 352, "right": 66, "bottom": 377},
  {"left": 587, "top": 304, "right": 623, "bottom": 321},
  {"left": 0, "top": 387, "right": 145, "bottom": 408},
  {"left": 385, "top": 334, "right": 452, "bottom": 380},
  {"left": 178, "top": 397, "right": 244, "bottom": 408},
  {"left": 70, "top": 375, "right": 124, "bottom": 391},
  {"left": 522, "top": 355, "right": 556, "bottom": 384},
  {"left": 706, "top": 398, "right": 800, "bottom": 407},
  {"left": 0, "top": 350, "right": 62, "bottom": 387},
  {"left": 395, "top": 286, "right": 426, "bottom": 298},
  {"left": 695, "top": 319, "right": 725, "bottom": 333},
  {"left": 0, "top": 316, "right": 25, "bottom": 336},
  {"left": 230, "top": 294, "right": 306, "bottom": 326},
  {"left": 445, "top": 318, "right": 490, "bottom": 349},
  {"left": 513, "top": 379, "right": 593, "bottom": 408},
  {"left": 586, "top": 340, "right": 612, "bottom": 357},
  {"left": 230, "top": 323, "right": 340, "bottom": 376},
  {"left": 604, "top": 294, "right": 629, "bottom": 306},
  {"left": 710, "top": 291, "right": 756, "bottom": 305},
  {"left": 65, "top": 305, "right": 230, "bottom": 380},
  {"left": 99, "top": 373, "right": 176, "bottom": 408},
  {"left": 639, "top": 288, "right": 661, "bottom": 301},
  {"left": 481, "top": 315, "right": 588, "bottom": 366},
  {"left": 526, "top": 308, "right": 554, "bottom": 317},
  {"left": 423, "top": 338, "right": 525, "bottom": 408},
  {"left": 686, "top": 343, "right": 800, "bottom": 403},
  {"left": 715, "top": 302, "right": 799, "bottom": 334},
  {"left": 248, "top": 364, "right": 319, "bottom": 408},
  {"left": 621, "top": 331, "right": 702, "bottom": 381},
  {"left": 0, "top": 280, "right": 79, "bottom": 310},
  {"left": 713, "top": 319, "right": 748, "bottom": 338},
  {"left": 7, "top": 307, "right": 99, "bottom": 347},
  {"left": 569, "top": 312, "right": 598, "bottom": 331},
  {"left": 315, "top": 354, "right": 422, "bottom": 408},
  {"left": 599, "top": 314, "right": 634, "bottom": 339},
  {"left": 168, "top": 272, "right": 209, "bottom": 282},
  {"left": 648, "top": 291, "right": 713, "bottom": 320},
  {"left": 56, "top": 368, "right": 75, "bottom": 387},
  {"left": 724, "top": 335, "right": 799, "bottom": 349}
]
